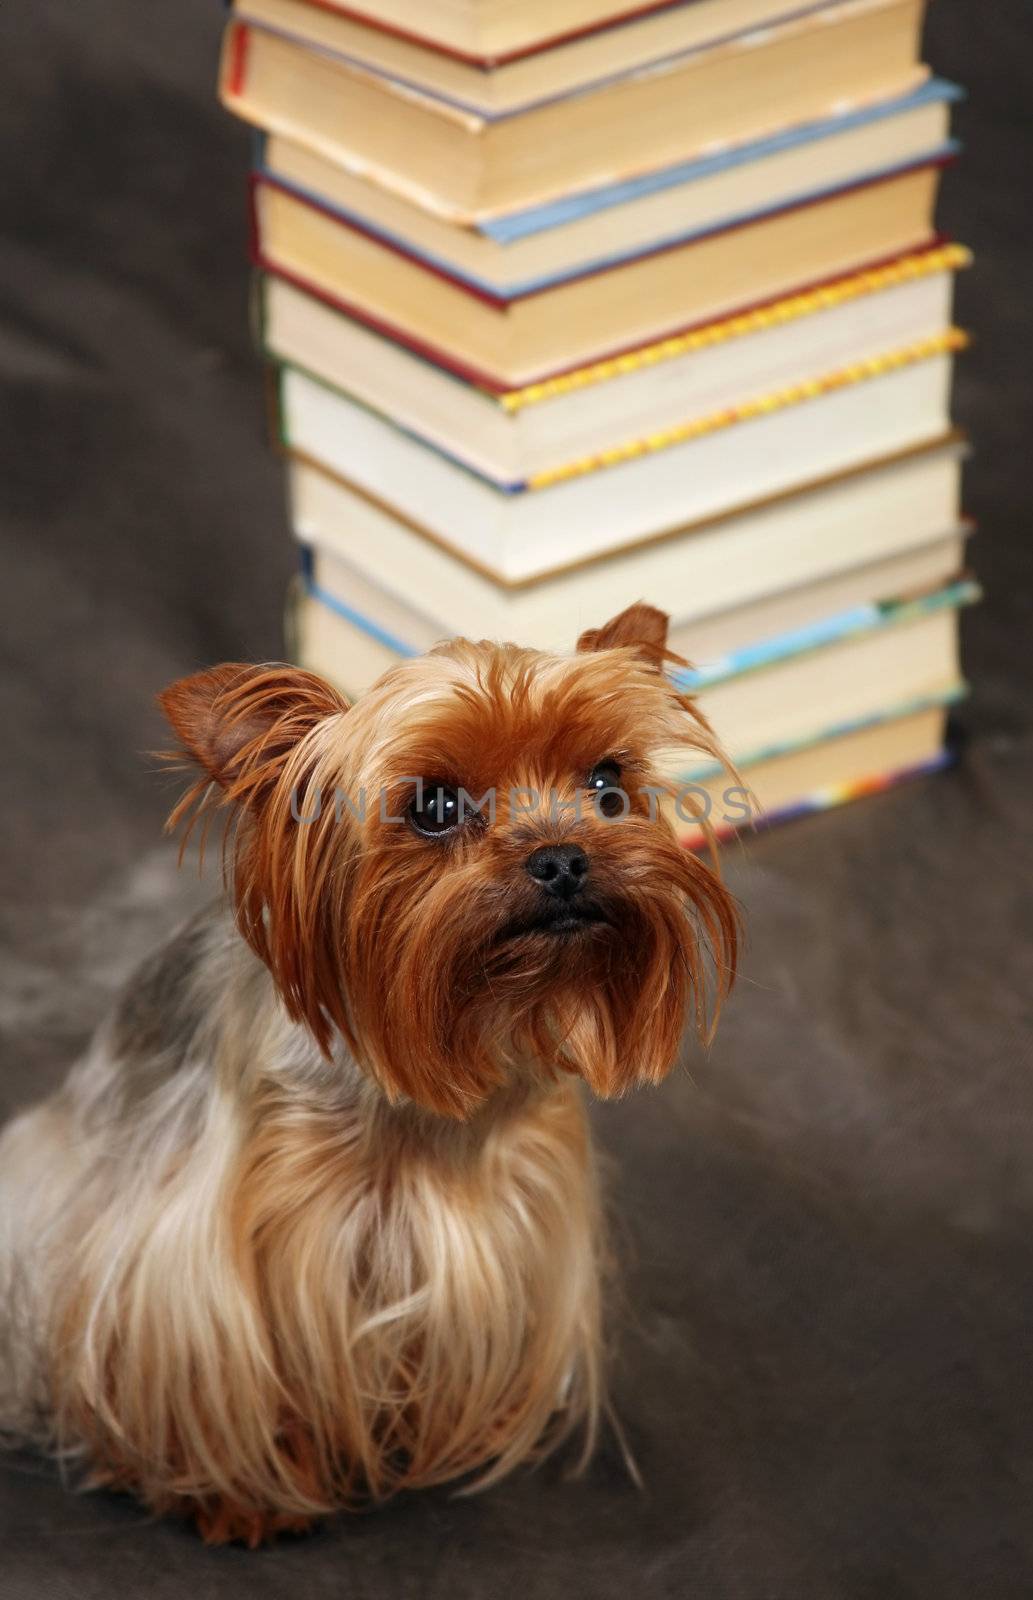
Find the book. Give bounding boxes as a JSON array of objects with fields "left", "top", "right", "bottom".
[
  {"left": 680, "top": 581, "right": 971, "bottom": 776},
  {"left": 290, "top": 435, "right": 968, "bottom": 642},
  {"left": 257, "top": 80, "right": 960, "bottom": 297},
  {"left": 231, "top": 0, "right": 915, "bottom": 113},
  {"left": 278, "top": 334, "right": 964, "bottom": 579},
  {"left": 253, "top": 160, "right": 949, "bottom": 387},
  {"left": 221, "top": 0, "right": 929, "bottom": 219},
  {"left": 266, "top": 243, "right": 969, "bottom": 484},
  {"left": 306, "top": 531, "right": 970, "bottom": 668},
  {"left": 234, "top": 0, "right": 875, "bottom": 72},
  {"left": 673, "top": 700, "right": 954, "bottom": 845},
  {"left": 215, "top": 0, "right": 976, "bottom": 849},
  {"left": 292, "top": 578, "right": 975, "bottom": 754}
]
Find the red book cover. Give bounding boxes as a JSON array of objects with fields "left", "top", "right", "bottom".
[
  {"left": 236, "top": 0, "right": 717, "bottom": 69},
  {"left": 253, "top": 234, "right": 955, "bottom": 396},
  {"left": 249, "top": 154, "right": 955, "bottom": 391}
]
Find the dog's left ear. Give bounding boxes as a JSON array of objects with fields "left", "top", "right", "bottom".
[
  {"left": 577, "top": 603, "right": 673, "bottom": 670},
  {"left": 159, "top": 663, "right": 347, "bottom": 791},
  {"left": 158, "top": 664, "right": 353, "bottom": 1058}
]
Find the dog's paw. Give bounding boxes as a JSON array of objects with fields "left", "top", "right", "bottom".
[{"left": 189, "top": 1498, "right": 320, "bottom": 1548}]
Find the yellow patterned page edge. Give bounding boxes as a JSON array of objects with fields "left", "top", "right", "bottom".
[
  {"left": 501, "top": 244, "right": 972, "bottom": 415},
  {"left": 525, "top": 327, "right": 970, "bottom": 490}
]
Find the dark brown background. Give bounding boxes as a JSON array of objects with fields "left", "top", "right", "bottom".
[{"left": 1, "top": 2, "right": 1031, "bottom": 1593}]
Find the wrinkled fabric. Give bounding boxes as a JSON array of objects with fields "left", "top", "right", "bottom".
[{"left": 0, "top": 2, "right": 1031, "bottom": 1594}]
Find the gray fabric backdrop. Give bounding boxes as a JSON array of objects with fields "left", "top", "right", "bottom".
[{"left": 1, "top": 2, "right": 1031, "bottom": 1594}]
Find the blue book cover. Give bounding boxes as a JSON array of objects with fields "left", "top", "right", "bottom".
[
  {"left": 256, "top": 79, "right": 962, "bottom": 300},
  {"left": 483, "top": 79, "right": 964, "bottom": 242},
  {"left": 679, "top": 686, "right": 967, "bottom": 784},
  {"left": 302, "top": 577, "right": 982, "bottom": 691},
  {"left": 672, "top": 579, "right": 981, "bottom": 692}
]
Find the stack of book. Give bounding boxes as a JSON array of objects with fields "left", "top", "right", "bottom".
[{"left": 219, "top": 0, "right": 976, "bottom": 844}]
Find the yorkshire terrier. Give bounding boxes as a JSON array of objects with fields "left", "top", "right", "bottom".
[{"left": 0, "top": 603, "right": 738, "bottom": 1545}]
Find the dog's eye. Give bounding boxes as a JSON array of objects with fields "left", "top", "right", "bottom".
[
  {"left": 586, "top": 761, "right": 625, "bottom": 818},
  {"left": 586, "top": 761, "right": 622, "bottom": 793},
  {"left": 408, "top": 783, "right": 463, "bottom": 837}
]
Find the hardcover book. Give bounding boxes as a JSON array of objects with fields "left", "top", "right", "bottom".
[
  {"left": 221, "top": 0, "right": 928, "bottom": 218},
  {"left": 233, "top": 0, "right": 867, "bottom": 71},
  {"left": 674, "top": 701, "right": 955, "bottom": 845},
  {"left": 253, "top": 161, "right": 950, "bottom": 388},
  {"left": 306, "top": 532, "right": 971, "bottom": 670},
  {"left": 276, "top": 333, "right": 965, "bottom": 579},
  {"left": 255, "top": 79, "right": 961, "bottom": 295},
  {"left": 265, "top": 244, "right": 970, "bottom": 484},
  {"left": 231, "top": 0, "right": 912, "bottom": 113},
  {"left": 289, "top": 437, "right": 969, "bottom": 646}
]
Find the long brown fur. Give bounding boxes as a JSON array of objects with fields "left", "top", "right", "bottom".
[{"left": 0, "top": 605, "right": 739, "bottom": 1544}]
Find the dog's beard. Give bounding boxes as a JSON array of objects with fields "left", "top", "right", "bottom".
[
  {"left": 339, "top": 821, "right": 735, "bottom": 1118},
  {"left": 474, "top": 900, "right": 689, "bottom": 1102}
]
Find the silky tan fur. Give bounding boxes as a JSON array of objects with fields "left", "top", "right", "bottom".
[{"left": 0, "top": 604, "right": 738, "bottom": 1544}]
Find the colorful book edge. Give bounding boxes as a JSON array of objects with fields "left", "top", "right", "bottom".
[
  {"left": 300, "top": 576, "right": 981, "bottom": 688},
  {"left": 483, "top": 79, "right": 965, "bottom": 242},
  {"left": 684, "top": 744, "right": 958, "bottom": 849},
  {"left": 674, "top": 577, "right": 981, "bottom": 691},
  {"left": 253, "top": 147, "right": 960, "bottom": 304},
  {"left": 279, "top": 325, "right": 969, "bottom": 496}
]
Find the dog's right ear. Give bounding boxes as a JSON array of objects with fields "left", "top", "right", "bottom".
[
  {"left": 577, "top": 602, "right": 675, "bottom": 671},
  {"left": 159, "top": 664, "right": 348, "bottom": 790}
]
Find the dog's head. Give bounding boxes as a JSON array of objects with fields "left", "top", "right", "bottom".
[{"left": 160, "top": 605, "right": 739, "bottom": 1117}]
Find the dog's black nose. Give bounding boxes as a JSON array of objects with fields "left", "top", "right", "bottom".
[{"left": 524, "top": 843, "right": 589, "bottom": 901}]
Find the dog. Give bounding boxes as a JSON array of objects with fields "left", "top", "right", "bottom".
[{"left": 0, "top": 603, "right": 738, "bottom": 1544}]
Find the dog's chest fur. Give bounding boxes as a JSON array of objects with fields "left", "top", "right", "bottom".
[{"left": 1, "top": 905, "right": 604, "bottom": 1529}]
